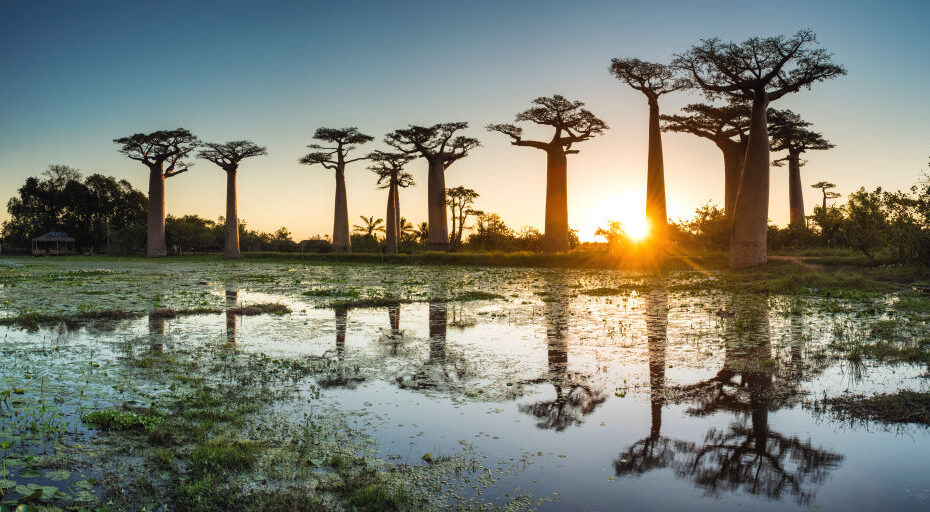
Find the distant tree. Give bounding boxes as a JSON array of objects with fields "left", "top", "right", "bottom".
[
  {"left": 810, "top": 205, "right": 844, "bottom": 247},
  {"left": 300, "top": 127, "right": 374, "bottom": 253},
  {"left": 368, "top": 150, "right": 415, "bottom": 254},
  {"left": 352, "top": 215, "right": 384, "bottom": 238},
  {"left": 166, "top": 214, "right": 222, "bottom": 254},
  {"left": 113, "top": 128, "right": 200, "bottom": 257},
  {"left": 810, "top": 181, "right": 841, "bottom": 210},
  {"left": 2, "top": 165, "right": 146, "bottom": 253},
  {"left": 594, "top": 220, "right": 626, "bottom": 255},
  {"left": 413, "top": 221, "right": 430, "bottom": 247},
  {"left": 488, "top": 95, "right": 607, "bottom": 252},
  {"left": 609, "top": 59, "right": 690, "bottom": 242},
  {"left": 882, "top": 190, "right": 921, "bottom": 262},
  {"left": 661, "top": 103, "right": 751, "bottom": 215},
  {"left": 198, "top": 140, "right": 267, "bottom": 258},
  {"left": 843, "top": 187, "right": 886, "bottom": 261},
  {"left": 446, "top": 186, "right": 479, "bottom": 250},
  {"left": 674, "top": 30, "right": 846, "bottom": 267},
  {"left": 674, "top": 202, "right": 731, "bottom": 250},
  {"left": 385, "top": 123, "right": 480, "bottom": 251},
  {"left": 768, "top": 110, "right": 834, "bottom": 227}
]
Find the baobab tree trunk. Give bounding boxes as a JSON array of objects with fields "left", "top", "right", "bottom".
[
  {"left": 394, "top": 183, "right": 401, "bottom": 247},
  {"left": 730, "top": 96, "right": 770, "bottom": 268},
  {"left": 146, "top": 166, "right": 168, "bottom": 257},
  {"left": 224, "top": 169, "right": 242, "bottom": 258},
  {"left": 333, "top": 164, "right": 352, "bottom": 253},
  {"left": 645, "top": 98, "right": 667, "bottom": 242},
  {"left": 544, "top": 148, "right": 569, "bottom": 252},
  {"left": 426, "top": 159, "right": 450, "bottom": 251},
  {"left": 787, "top": 152, "right": 805, "bottom": 227},
  {"left": 645, "top": 285, "right": 667, "bottom": 439},
  {"left": 718, "top": 139, "right": 748, "bottom": 217},
  {"left": 335, "top": 306, "right": 348, "bottom": 359},
  {"left": 385, "top": 183, "right": 398, "bottom": 254}
]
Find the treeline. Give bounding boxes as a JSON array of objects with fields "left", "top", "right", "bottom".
[
  {"left": 0, "top": 166, "right": 298, "bottom": 254},
  {"left": 667, "top": 175, "right": 930, "bottom": 264}
]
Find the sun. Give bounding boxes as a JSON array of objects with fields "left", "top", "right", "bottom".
[{"left": 625, "top": 215, "right": 650, "bottom": 243}]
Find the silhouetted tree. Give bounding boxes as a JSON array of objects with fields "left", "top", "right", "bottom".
[
  {"left": 488, "top": 95, "right": 608, "bottom": 252},
  {"left": 385, "top": 123, "right": 480, "bottom": 251},
  {"left": 299, "top": 127, "right": 374, "bottom": 253},
  {"left": 768, "top": 110, "right": 834, "bottom": 227},
  {"left": 368, "top": 150, "right": 415, "bottom": 254},
  {"left": 674, "top": 30, "right": 846, "bottom": 267},
  {"left": 810, "top": 181, "right": 841, "bottom": 210},
  {"left": 446, "top": 186, "right": 479, "bottom": 250},
  {"left": 352, "top": 215, "right": 384, "bottom": 237},
  {"left": 609, "top": 59, "right": 690, "bottom": 241},
  {"left": 198, "top": 140, "right": 267, "bottom": 258},
  {"left": 113, "top": 128, "right": 200, "bottom": 257},
  {"left": 661, "top": 103, "right": 751, "bottom": 215}
]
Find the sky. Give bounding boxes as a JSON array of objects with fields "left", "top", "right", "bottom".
[{"left": 1, "top": 0, "right": 928, "bottom": 242}]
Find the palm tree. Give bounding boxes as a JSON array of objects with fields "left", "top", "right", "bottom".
[{"left": 352, "top": 216, "right": 384, "bottom": 238}]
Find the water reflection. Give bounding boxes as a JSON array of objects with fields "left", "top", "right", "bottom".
[
  {"left": 519, "top": 274, "right": 606, "bottom": 431},
  {"left": 148, "top": 311, "right": 166, "bottom": 351},
  {"left": 616, "top": 296, "right": 843, "bottom": 504},
  {"left": 614, "top": 283, "right": 675, "bottom": 470},
  {"left": 226, "top": 287, "right": 238, "bottom": 344},
  {"left": 395, "top": 298, "right": 467, "bottom": 391}
]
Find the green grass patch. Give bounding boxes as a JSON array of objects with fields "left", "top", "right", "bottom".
[{"left": 83, "top": 409, "right": 164, "bottom": 432}]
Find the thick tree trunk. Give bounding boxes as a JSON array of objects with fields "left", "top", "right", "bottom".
[
  {"left": 332, "top": 164, "right": 352, "bottom": 253},
  {"left": 224, "top": 169, "right": 241, "bottom": 258},
  {"left": 394, "top": 183, "right": 401, "bottom": 247},
  {"left": 384, "top": 183, "right": 398, "bottom": 254},
  {"left": 645, "top": 98, "right": 667, "bottom": 242},
  {"left": 718, "top": 139, "right": 748, "bottom": 217},
  {"left": 787, "top": 151, "right": 805, "bottom": 227},
  {"left": 544, "top": 148, "right": 569, "bottom": 252},
  {"left": 730, "top": 96, "right": 770, "bottom": 268},
  {"left": 426, "top": 159, "right": 450, "bottom": 251},
  {"left": 146, "top": 166, "right": 167, "bottom": 257}
]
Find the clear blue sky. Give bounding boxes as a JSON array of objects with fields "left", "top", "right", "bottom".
[{"left": 1, "top": 0, "right": 927, "bottom": 240}]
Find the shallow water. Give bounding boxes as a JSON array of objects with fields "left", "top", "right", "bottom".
[{"left": 1, "top": 259, "right": 929, "bottom": 510}]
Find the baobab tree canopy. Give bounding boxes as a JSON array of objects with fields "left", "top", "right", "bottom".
[
  {"left": 488, "top": 95, "right": 607, "bottom": 252},
  {"left": 660, "top": 103, "right": 750, "bottom": 142},
  {"left": 299, "top": 127, "right": 373, "bottom": 168},
  {"left": 768, "top": 110, "right": 834, "bottom": 156},
  {"left": 672, "top": 29, "right": 846, "bottom": 102},
  {"left": 113, "top": 128, "right": 200, "bottom": 177},
  {"left": 198, "top": 140, "right": 268, "bottom": 171},
  {"left": 367, "top": 150, "right": 416, "bottom": 188},
  {"left": 608, "top": 58, "right": 690, "bottom": 101}
]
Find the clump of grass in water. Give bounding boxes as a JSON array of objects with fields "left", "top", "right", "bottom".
[
  {"left": 83, "top": 409, "right": 164, "bottom": 432},
  {"left": 816, "top": 390, "right": 930, "bottom": 425}
]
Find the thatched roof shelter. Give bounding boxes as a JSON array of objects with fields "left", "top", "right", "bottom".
[{"left": 32, "top": 231, "right": 75, "bottom": 255}]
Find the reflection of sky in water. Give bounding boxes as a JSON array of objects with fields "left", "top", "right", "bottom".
[
  {"left": 3, "top": 274, "right": 930, "bottom": 511},
  {"left": 208, "top": 285, "right": 930, "bottom": 511}
]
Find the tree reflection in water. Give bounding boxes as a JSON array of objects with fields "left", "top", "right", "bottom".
[
  {"left": 519, "top": 273, "right": 606, "bottom": 431},
  {"left": 315, "top": 305, "right": 365, "bottom": 389},
  {"left": 394, "top": 298, "right": 468, "bottom": 391},
  {"left": 616, "top": 294, "right": 842, "bottom": 505},
  {"left": 225, "top": 287, "right": 238, "bottom": 344}
]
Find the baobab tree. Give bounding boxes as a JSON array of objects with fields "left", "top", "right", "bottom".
[
  {"left": 446, "top": 186, "right": 479, "bottom": 250},
  {"left": 385, "top": 123, "right": 480, "bottom": 251},
  {"left": 674, "top": 29, "right": 846, "bottom": 267},
  {"left": 488, "top": 95, "right": 608, "bottom": 252},
  {"left": 368, "top": 150, "right": 415, "bottom": 254},
  {"left": 660, "top": 103, "right": 751, "bottom": 216},
  {"left": 113, "top": 128, "right": 199, "bottom": 257},
  {"left": 197, "top": 140, "right": 267, "bottom": 258},
  {"left": 609, "top": 59, "right": 690, "bottom": 242},
  {"left": 811, "top": 181, "right": 841, "bottom": 210},
  {"left": 768, "top": 110, "right": 835, "bottom": 227},
  {"left": 299, "top": 127, "right": 374, "bottom": 253}
]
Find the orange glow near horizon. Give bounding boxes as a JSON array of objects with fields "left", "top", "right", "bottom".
[{"left": 577, "top": 193, "right": 649, "bottom": 243}]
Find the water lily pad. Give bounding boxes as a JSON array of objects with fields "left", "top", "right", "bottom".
[{"left": 45, "top": 469, "right": 70, "bottom": 481}]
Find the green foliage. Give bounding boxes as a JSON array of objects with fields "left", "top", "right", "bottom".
[{"left": 83, "top": 409, "right": 164, "bottom": 432}]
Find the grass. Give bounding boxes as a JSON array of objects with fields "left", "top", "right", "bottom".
[
  {"left": 83, "top": 408, "right": 164, "bottom": 432},
  {"left": 819, "top": 390, "right": 930, "bottom": 425},
  {"left": 0, "top": 303, "right": 290, "bottom": 329}
]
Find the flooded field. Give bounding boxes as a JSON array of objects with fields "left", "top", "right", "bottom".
[{"left": 1, "top": 257, "right": 928, "bottom": 511}]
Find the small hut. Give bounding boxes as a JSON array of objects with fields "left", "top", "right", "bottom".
[{"left": 32, "top": 232, "right": 75, "bottom": 256}]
